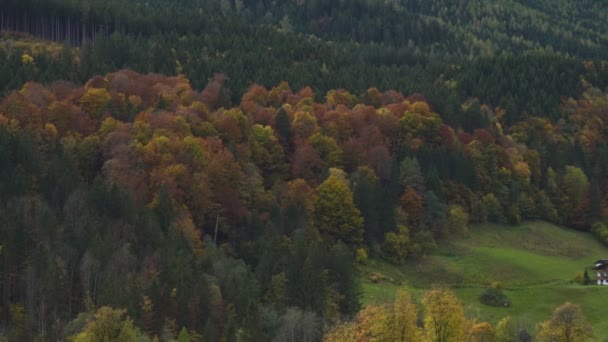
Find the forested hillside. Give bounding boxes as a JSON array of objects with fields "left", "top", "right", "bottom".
[
  {"left": 2, "top": 0, "right": 608, "bottom": 125},
  {"left": 1, "top": 0, "right": 608, "bottom": 340},
  {"left": 0, "top": 69, "right": 607, "bottom": 340}
]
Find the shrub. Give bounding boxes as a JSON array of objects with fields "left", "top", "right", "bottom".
[
  {"left": 479, "top": 286, "right": 511, "bottom": 307},
  {"left": 369, "top": 272, "right": 385, "bottom": 283},
  {"left": 573, "top": 272, "right": 584, "bottom": 285},
  {"left": 356, "top": 248, "right": 368, "bottom": 265},
  {"left": 591, "top": 221, "right": 608, "bottom": 246}
]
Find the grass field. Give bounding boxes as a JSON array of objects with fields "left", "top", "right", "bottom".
[{"left": 361, "top": 221, "right": 608, "bottom": 339}]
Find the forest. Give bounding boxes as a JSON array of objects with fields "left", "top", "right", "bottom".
[
  {"left": 0, "top": 0, "right": 607, "bottom": 341},
  {"left": 2, "top": 0, "right": 608, "bottom": 124},
  {"left": 0, "top": 68, "right": 606, "bottom": 340}
]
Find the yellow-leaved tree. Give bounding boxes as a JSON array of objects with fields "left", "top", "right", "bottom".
[
  {"left": 323, "top": 321, "right": 357, "bottom": 342},
  {"left": 537, "top": 302, "right": 594, "bottom": 342},
  {"left": 323, "top": 286, "right": 420, "bottom": 342},
  {"left": 393, "top": 287, "right": 422, "bottom": 341},
  {"left": 356, "top": 304, "right": 394, "bottom": 341},
  {"left": 314, "top": 172, "right": 364, "bottom": 246},
  {"left": 469, "top": 321, "right": 495, "bottom": 342},
  {"left": 68, "top": 307, "right": 146, "bottom": 342},
  {"left": 422, "top": 287, "right": 468, "bottom": 342},
  {"left": 80, "top": 87, "right": 111, "bottom": 119}
]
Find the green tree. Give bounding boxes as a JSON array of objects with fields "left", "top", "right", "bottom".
[
  {"left": 382, "top": 225, "right": 411, "bottom": 264},
  {"left": 563, "top": 166, "right": 589, "bottom": 207},
  {"left": 275, "top": 107, "right": 293, "bottom": 151},
  {"left": 328, "top": 242, "right": 362, "bottom": 317},
  {"left": 272, "top": 308, "right": 321, "bottom": 342},
  {"left": 447, "top": 204, "right": 469, "bottom": 237},
  {"left": 249, "top": 124, "right": 287, "bottom": 183},
  {"left": 583, "top": 269, "right": 591, "bottom": 285},
  {"left": 177, "top": 327, "right": 191, "bottom": 342},
  {"left": 399, "top": 157, "right": 425, "bottom": 193}
]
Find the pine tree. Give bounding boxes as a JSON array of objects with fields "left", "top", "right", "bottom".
[{"left": 583, "top": 268, "right": 591, "bottom": 286}]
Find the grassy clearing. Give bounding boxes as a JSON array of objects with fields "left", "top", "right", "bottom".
[{"left": 361, "top": 221, "right": 608, "bottom": 338}]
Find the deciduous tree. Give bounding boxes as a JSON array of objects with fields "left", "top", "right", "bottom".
[
  {"left": 537, "top": 302, "right": 594, "bottom": 342},
  {"left": 314, "top": 174, "right": 364, "bottom": 246},
  {"left": 422, "top": 287, "right": 468, "bottom": 342}
]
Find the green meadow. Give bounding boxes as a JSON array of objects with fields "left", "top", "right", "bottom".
[{"left": 361, "top": 221, "right": 608, "bottom": 339}]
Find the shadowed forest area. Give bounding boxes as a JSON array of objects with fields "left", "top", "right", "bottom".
[{"left": 0, "top": 0, "right": 608, "bottom": 340}]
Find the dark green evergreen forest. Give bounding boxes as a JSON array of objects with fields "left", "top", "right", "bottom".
[{"left": 0, "top": 0, "right": 607, "bottom": 340}]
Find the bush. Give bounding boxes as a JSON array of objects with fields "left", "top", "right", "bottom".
[
  {"left": 369, "top": 272, "right": 385, "bottom": 283},
  {"left": 573, "top": 272, "right": 584, "bottom": 285},
  {"left": 591, "top": 221, "right": 608, "bottom": 246},
  {"left": 479, "top": 286, "right": 511, "bottom": 307},
  {"left": 368, "top": 272, "right": 401, "bottom": 285},
  {"left": 381, "top": 225, "right": 410, "bottom": 264},
  {"left": 356, "top": 248, "right": 368, "bottom": 265}
]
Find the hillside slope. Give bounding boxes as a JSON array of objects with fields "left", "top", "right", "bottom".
[
  {"left": 1, "top": 0, "right": 608, "bottom": 121},
  {"left": 363, "top": 221, "right": 608, "bottom": 337}
]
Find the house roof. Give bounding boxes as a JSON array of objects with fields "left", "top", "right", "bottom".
[{"left": 594, "top": 260, "right": 608, "bottom": 268}]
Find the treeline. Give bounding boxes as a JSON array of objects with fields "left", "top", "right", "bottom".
[
  {"left": 324, "top": 287, "right": 594, "bottom": 342},
  {"left": 236, "top": 0, "right": 608, "bottom": 59},
  {"left": 1, "top": 0, "right": 608, "bottom": 123},
  {"left": 0, "top": 70, "right": 607, "bottom": 340},
  {"left": 56, "top": 287, "right": 597, "bottom": 341},
  {"left": 0, "top": 7, "right": 110, "bottom": 45}
]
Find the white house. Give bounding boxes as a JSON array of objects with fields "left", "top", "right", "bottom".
[{"left": 593, "top": 260, "right": 608, "bottom": 285}]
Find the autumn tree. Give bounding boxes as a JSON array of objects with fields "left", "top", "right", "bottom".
[
  {"left": 140, "top": 296, "right": 156, "bottom": 338},
  {"left": 422, "top": 287, "right": 468, "bottom": 342},
  {"left": 308, "top": 132, "right": 343, "bottom": 168},
  {"left": 68, "top": 307, "right": 148, "bottom": 342},
  {"left": 400, "top": 188, "right": 425, "bottom": 228},
  {"left": 354, "top": 304, "right": 395, "bottom": 341},
  {"left": 323, "top": 286, "right": 419, "bottom": 341},
  {"left": 323, "top": 321, "right": 357, "bottom": 342},
  {"left": 80, "top": 87, "right": 111, "bottom": 119},
  {"left": 314, "top": 173, "right": 364, "bottom": 246},
  {"left": 292, "top": 111, "right": 319, "bottom": 140},
  {"left": 537, "top": 302, "right": 594, "bottom": 342},
  {"left": 469, "top": 322, "right": 495, "bottom": 342},
  {"left": 494, "top": 316, "right": 515, "bottom": 342},
  {"left": 393, "top": 287, "right": 421, "bottom": 341}
]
